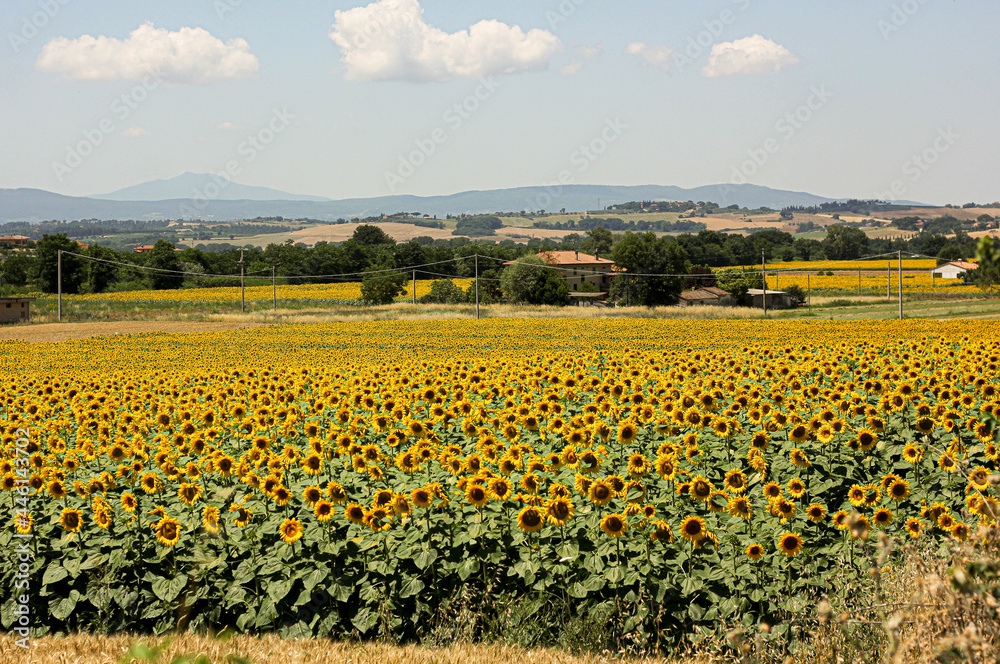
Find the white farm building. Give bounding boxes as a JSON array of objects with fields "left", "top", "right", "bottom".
[{"left": 930, "top": 261, "right": 977, "bottom": 279}]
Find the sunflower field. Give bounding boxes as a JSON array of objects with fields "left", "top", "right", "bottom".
[{"left": 1, "top": 319, "right": 998, "bottom": 653}]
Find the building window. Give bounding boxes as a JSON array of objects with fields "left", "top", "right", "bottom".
[{"left": 5, "top": 303, "right": 10, "bottom": 308}]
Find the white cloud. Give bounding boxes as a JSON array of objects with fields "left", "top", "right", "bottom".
[
  {"left": 122, "top": 125, "right": 148, "bottom": 137},
  {"left": 329, "top": 0, "right": 561, "bottom": 82},
  {"left": 217, "top": 121, "right": 239, "bottom": 131},
  {"left": 701, "top": 35, "right": 799, "bottom": 77},
  {"left": 559, "top": 62, "right": 583, "bottom": 76},
  {"left": 36, "top": 22, "right": 260, "bottom": 86},
  {"left": 577, "top": 45, "right": 603, "bottom": 60},
  {"left": 625, "top": 42, "right": 673, "bottom": 71}
]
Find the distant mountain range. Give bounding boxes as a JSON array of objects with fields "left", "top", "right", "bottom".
[
  {"left": 0, "top": 177, "right": 925, "bottom": 223},
  {"left": 90, "top": 172, "right": 332, "bottom": 202}
]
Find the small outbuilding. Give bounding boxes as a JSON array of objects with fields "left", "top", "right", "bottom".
[
  {"left": 747, "top": 289, "right": 792, "bottom": 310},
  {"left": 931, "top": 261, "right": 977, "bottom": 279},
  {"left": 678, "top": 286, "right": 735, "bottom": 307},
  {"left": 568, "top": 292, "right": 609, "bottom": 307},
  {"left": 0, "top": 297, "right": 35, "bottom": 324}
]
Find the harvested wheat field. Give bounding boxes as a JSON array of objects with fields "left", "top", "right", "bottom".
[{"left": 0, "top": 320, "right": 265, "bottom": 343}]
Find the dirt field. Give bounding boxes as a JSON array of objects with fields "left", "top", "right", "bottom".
[{"left": 0, "top": 321, "right": 264, "bottom": 343}]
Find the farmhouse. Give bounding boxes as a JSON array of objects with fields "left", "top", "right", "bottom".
[
  {"left": 0, "top": 235, "right": 30, "bottom": 247},
  {"left": 0, "top": 297, "right": 34, "bottom": 324},
  {"left": 930, "top": 261, "right": 977, "bottom": 279},
  {"left": 506, "top": 250, "right": 617, "bottom": 293},
  {"left": 134, "top": 245, "right": 156, "bottom": 253},
  {"left": 678, "top": 286, "right": 735, "bottom": 307},
  {"left": 747, "top": 288, "right": 792, "bottom": 310}
]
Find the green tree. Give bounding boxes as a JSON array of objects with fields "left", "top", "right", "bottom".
[
  {"left": 419, "top": 279, "right": 466, "bottom": 304},
  {"left": 974, "top": 236, "right": 1000, "bottom": 289},
  {"left": 34, "top": 234, "right": 85, "bottom": 294},
  {"left": 716, "top": 267, "right": 764, "bottom": 304},
  {"left": 823, "top": 225, "right": 869, "bottom": 260},
  {"left": 0, "top": 253, "right": 34, "bottom": 288},
  {"left": 353, "top": 225, "right": 396, "bottom": 246},
  {"left": 609, "top": 232, "right": 688, "bottom": 306},
  {"left": 500, "top": 255, "right": 569, "bottom": 306},
  {"left": 146, "top": 240, "right": 184, "bottom": 289},
  {"left": 581, "top": 226, "right": 614, "bottom": 257},
  {"left": 86, "top": 244, "right": 120, "bottom": 293},
  {"left": 360, "top": 266, "right": 407, "bottom": 305}
]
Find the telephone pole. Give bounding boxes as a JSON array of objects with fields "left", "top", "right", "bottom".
[
  {"left": 761, "top": 250, "right": 767, "bottom": 316},
  {"left": 239, "top": 250, "right": 245, "bottom": 312},
  {"left": 898, "top": 250, "right": 903, "bottom": 319},
  {"left": 475, "top": 254, "right": 480, "bottom": 319},
  {"left": 272, "top": 265, "right": 276, "bottom": 311},
  {"left": 57, "top": 249, "right": 63, "bottom": 322}
]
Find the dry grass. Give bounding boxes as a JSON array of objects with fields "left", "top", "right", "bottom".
[
  {"left": 0, "top": 635, "right": 714, "bottom": 664},
  {"left": 0, "top": 320, "right": 265, "bottom": 343}
]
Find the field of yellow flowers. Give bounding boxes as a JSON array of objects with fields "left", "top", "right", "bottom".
[
  {"left": 32, "top": 279, "right": 474, "bottom": 305},
  {"left": 0, "top": 319, "right": 997, "bottom": 652}
]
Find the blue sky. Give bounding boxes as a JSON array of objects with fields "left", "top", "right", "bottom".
[{"left": 1, "top": 0, "right": 997, "bottom": 205}]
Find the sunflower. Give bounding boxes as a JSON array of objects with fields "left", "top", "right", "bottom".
[
  {"left": 546, "top": 497, "right": 574, "bottom": 526},
  {"left": 887, "top": 479, "right": 910, "bottom": 502},
  {"left": 902, "top": 443, "right": 924, "bottom": 464},
  {"left": 937, "top": 512, "right": 956, "bottom": 530},
  {"left": 598, "top": 512, "right": 627, "bottom": 538},
  {"left": 727, "top": 496, "right": 753, "bottom": 520},
  {"left": 724, "top": 469, "right": 748, "bottom": 494},
  {"left": 904, "top": 517, "right": 923, "bottom": 538},
  {"left": 950, "top": 522, "right": 969, "bottom": 542},
  {"left": 466, "top": 484, "right": 489, "bottom": 508},
  {"left": 489, "top": 477, "right": 513, "bottom": 502},
  {"left": 762, "top": 482, "right": 781, "bottom": 500},
  {"left": 968, "top": 466, "right": 991, "bottom": 492},
  {"left": 177, "top": 482, "right": 201, "bottom": 505},
  {"left": 771, "top": 497, "right": 796, "bottom": 522},
  {"left": 345, "top": 502, "right": 367, "bottom": 524},
  {"left": 789, "top": 425, "right": 809, "bottom": 443},
  {"left": 60, "top": 508, "right": 84, "bottom": 532},
  {"left": 746, "top": 542, "right": 765, "bottom": 561},
  {"left": 788, "top": 448, "right": 811, "bottom": 469},
  {"left": 806, "top": 504, "right": 827, "bottom": 522},
  {"left": 848, "top": 484, "right": 867, "bottom": 508},
  {"left": 654, "top": 455, "right": 677, "bottom": 481},
  {"left": 230, "top": 503, "right": 253, "bottom": 528},
  {"left": 587, "top": 479, "right": 614, "bottom": 507},
  {"left": 650, "top": 520, "right": 673, "bottom": 542},
  {"left": 849, "top": 513, "right": 870, "bottom": 541},
  {"left": 313, "top": 500, "right": 334, "bottom": 522},
  {"left": 626, "top": 452, "right": 650, "bottom": 477},
  {"left": 47, "top": 479, "right": 68, "bottom": 499},
  {"left": 679, "top": 516, "right": 706, "bottom": 543},
  {"left": 203, "top": 506, "right": 220, "bottom": 534},
  {"left": 278, "top": 517, "right": 304, "bottom": 544},
  {"left": 14, "top": 512, "right": 33, "bottom": 535},
  {"left": 778, "top": 532, "right": 804, "bottom": 557},
  {"left": 155, "top": 517, "right": 181, "bottom": 547},
  {"left": 787, "top": 478, "right": 806, "bottom": 499},
  {"left": 301, "top": 453, "right": 323, "bottom": 476},
  {"left": 832, "top": 510, "right": 849, "bottom": 530},
  {"left": 516, "top": 505, "right": 544, "bottom": 533},
  {"left": 120, "top": 492, "right": 138, "bottom": 513},
  {"left": 689, "top": 475, "right": 714, "bottom": 502},
  {"left": 140, "top": 472, "right": 161, "bottom": 495}
]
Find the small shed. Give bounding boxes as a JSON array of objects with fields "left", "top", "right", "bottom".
[
  {"left": 679, "top": 286, "right": 735, "bottom": 307},
  {"left": 931, "top": 261, "right": 977, "bottom": 279},
  {"left": 0, "top": 297, "right": 35, "bottom": 324},
  {"left": 747, "top": 289, "right": 792, "bottom": 310},
  {"left": 568, "top": 292, "right": 608, "bottom": 307}
]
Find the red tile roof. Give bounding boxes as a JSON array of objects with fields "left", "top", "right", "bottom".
[{"left": 537, "top": 251, "right": 615, "bottom": 266}]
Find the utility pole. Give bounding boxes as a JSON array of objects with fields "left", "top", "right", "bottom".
[
  {"left": 761, "top": 249, "right": 767, "bottom": 316},
  {"left": 272, "top": 265, "right": 276, "bottom": 311},
  {"left": 239, "top": 250, "right": 245, "bottom": 312},
  {"left": 898, "top": 250, "right": 903, "bottom": 320},
  {"left": 412, "top": 270, "right": 416, "bottom": 305},
  {"left": 475, "top": 254, "right": 480, "bottom": 319},
  {"left": 57, "top": 249, "right": 62, "bottom": 322}
]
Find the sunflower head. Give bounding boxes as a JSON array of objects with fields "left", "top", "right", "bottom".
[
  {"left": 600, "top": 513, "right": 627, "bottom": 538},
  {"left": 778, "top": 532, "right": 804, "bottom": 557}
]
